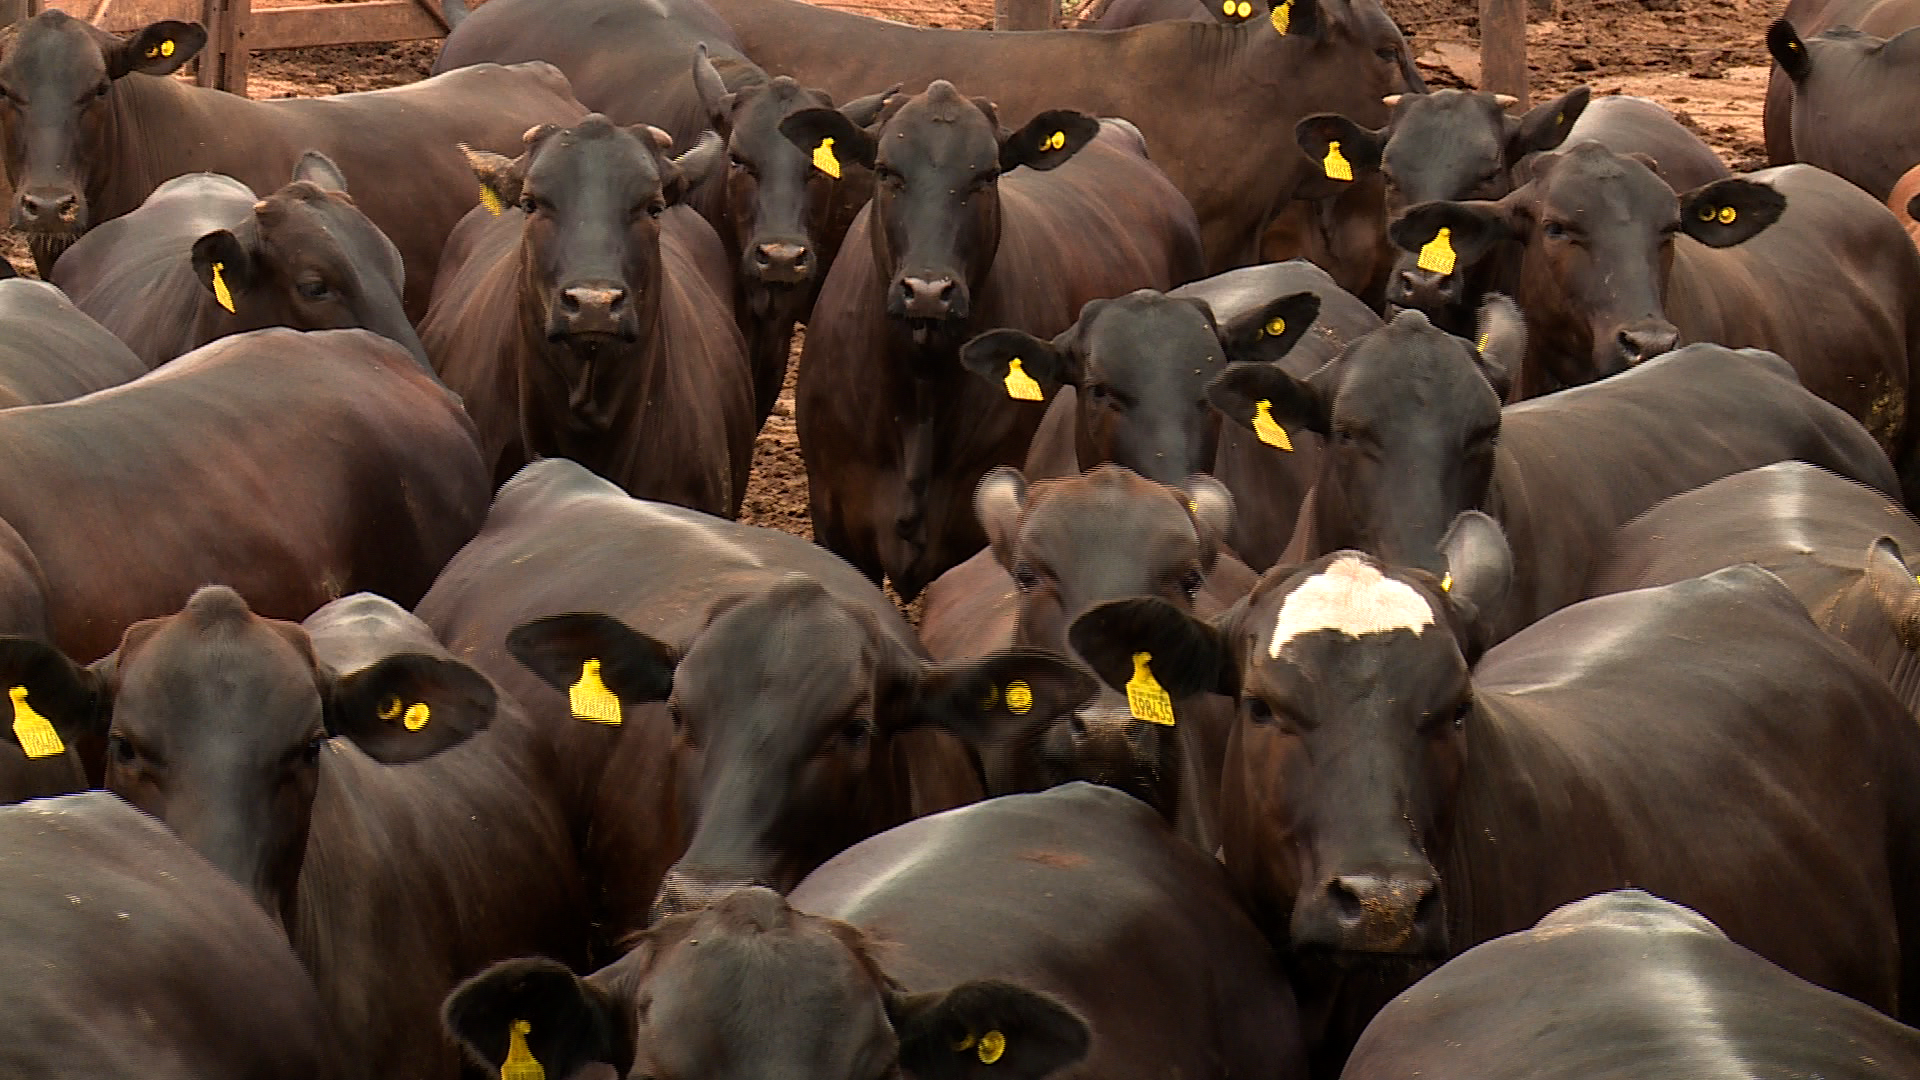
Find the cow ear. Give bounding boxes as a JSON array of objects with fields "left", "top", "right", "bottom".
[
  {"left": 0, "top": 637, "right": 109, "bottom": 759},
  {"left": 841, "top": 84, "right": 902, "bottom": 129},
  {"left": 665, "top": 131, "right": 726, "bottom": 205},
  {"left": 327, "top": 653, "right": 496, "bottom": 764},
  {"left": 1471, "top": 293, "right": 1524, "bottom": 401},
  {"left": 1767, "top": 18, "right": 1812, "bottom": 82},
  {"left": 1679, "top": 178, "right": 1785, "bottom": 248},
  {"left": 961, "top": 328, "right": 1077, "bottom": 402},
  {"left": 1216, "top": 291, "right": 1321, "bottom": 366},
  {"left": 1295, "top": 113, "right": 1384, "bottom": 191},
  {"left": 1864, "top": 536, "right": 1920, "bottom": 648},
  {"left": 1389, "top": 200, "right": 1511, "bottom": 274},
  {"left": 110, "top": 20, "right": 205, "bottom": 79},
  {"left": 779, "top": 107, "right": 877, "bottom": 173},
  {"left": 903, "top": 648, "right": 1097, "bottom": 742},
  {"left": 692, "top": 43, "right": 736, "bottom": 131},
  {"left": 1206, "top": 360, "right": 1329, "bottom": 449},
  {"left": 190, "top": 231, "right": 252, "bottom": 313},
  {"left": 1507, "top": 85, "right": 1589, "bottom": 161},
  {"left": 890, "top": 979, "right": 1090, "bottom": 1080},
  {"left": 1265, "top": 0, "right": 1322, "bottom": 38},
  {"left": 1179, "top": 476, "right": 1235, "bottom": 569},
  {"left": 506, "top": 613, "right": 678, "bottom": 721},
  {"left": 1069, "top": 596, "right": 1236, "bottom": 700},
  {"left": 292, "top": 151, "right": 349, "bottom": 194},
  {"left": 444, "top": 957, "right": 630, "bottom": 1080},
  {"left": 975, "top": 466, "right": 1028, "bottom": 572},
  {"left": 1437, "top": 511, "right": 1512, "bottom": 662},
  {"left": 462, "top": 144, "right": 526, "bottom": 214},
  {"left": 1000, "top": 111, "right": 1100, "bottom": 173}
]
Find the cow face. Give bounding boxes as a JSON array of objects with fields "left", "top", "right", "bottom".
[
  {"left": 446, "top": 888, "right": 1090, "bottom": 1080},
  {"left": 0, "top": 13, "right": 203, "bottom": 264},
  {"left": 1068, "top": 514, "right": 1514, "bottom": 960},
  {"left": 961, "top": 291, "right": 1319, "bottom": 486},
  {"left": 780, "top": 82, "right": 1098, "bottom": 353},
  {"left": 1209, "top": 301, "right": 1519, "bottom": 578},
  {"left": 1390, "top": 144, "right": 1785, "bottom": 390},
  {"left": 190, "top": 152, "right": 428, "bottom": 369},
  {"left": 0, "top": 586, "right": 495, "bottom": 931},
  {"left": 505, "top": 577, "right": 1094, "bottom": 922}
]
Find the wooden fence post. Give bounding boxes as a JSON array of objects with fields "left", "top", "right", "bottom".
[
  {"left": 1479, "top": 0, "right": 1527, "bottom": 107},
  {"left": 197, "top": 0, "right": 249, "bottom": 94},
  {"left": 995, "top": 0, "right": 1056, "bottom": 31}
]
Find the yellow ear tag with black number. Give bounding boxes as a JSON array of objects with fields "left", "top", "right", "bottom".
[
  {"left": 211, "top": 262, "right": 235, "bottom": 313},
  {"left": 1417, "top": 227, "right": 1457, "bottom": 276},
  {"left": 1271, "top": 0, "right": 1292, "bottom": 34},
  {"left": 1716, "top": 205, "right": 1737, "bottom": 225},
  {"left": 502, "top": 1020, "right": 545, "bottom": 1080},
  {"left": 978, "top": 1031, "right": 1007, "bottom": 1065},
  {"left": 1004, "top": 358, "right": 1044, "bottom": 401},
  {"left": 1126, "top": 652, "right": 1175, "bottom": 726},
  {"left": 1322, "top": 140, "right": 1353, "bottom": 182},
  {"left": 1006, "top": 680, "right": 1033, "bottom": 715},
  {"left": 9, "top": 686, "right": 62, "bottom": 760},
  {"left": 812, "top": 137, "right": 842, "bottom": 180},
  {"left": 478, "top": 185, "right": 505, "bottom": 216},
  {"left": 1440, "top": 572, "right": 1453, "bottom": 593},
  {"left": 569, "top": 658, "right": 623, "bottom": 724},
  {"left": 1252, "top": 399, "right": 1293, "bottom": 451},
  {"left": 402, "top": 702, "right": 430, "bottom": 731}
]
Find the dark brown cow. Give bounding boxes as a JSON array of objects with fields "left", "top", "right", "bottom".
[
  {"left": 0, "top": 276, "right": 143, "bottom": 405},
  {"left": 0, "top": 10, "right": 584, "bottom": 314},
  {"left": 424, "top": 116, "right": 755, "bottom": 516},
  {"left": 50, "top": 154, "right": 425, "bottom": 369},
  {"left": 1345, "top": 891, "right": 1920, "bottom": 1080},
  {"left": 1070, "top": 528, "right": 1920, "bottom": 1068},
  {"left": 784, "top": 91, "right": 1204, "bottom": 600},
  {"left": 416, "top": 458, "right": 1092, "bottom": 951},
  {"left": 0, "top": 327, "right": 488, "bottom": 664},
  {"left": 1082, "top": 0, "right": 1272, "bottom": 27},
  {"left": 0, "top": 588, "right": 590, "bottom": 1080},
  {"left": 1765, "top": 0, "right": 1920, "bottom": 169},
  {"left": 0, "top": 792, "right": 347, "bottom": 1080},
  {"left": 1769, "top": 18, "right": 1920, "bottom": 202}
]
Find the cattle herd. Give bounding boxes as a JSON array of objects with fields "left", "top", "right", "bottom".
[{"left": 8, "top": 0, "right": 1920, "bottom": 1075}]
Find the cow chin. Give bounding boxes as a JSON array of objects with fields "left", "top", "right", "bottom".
[{"left": 24, "top": 230, "right": 78, "bottom": 277}]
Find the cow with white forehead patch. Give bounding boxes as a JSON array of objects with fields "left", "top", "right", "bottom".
[{"left": 1069, "top": 511, "right": 1920, "bottom": 1068}]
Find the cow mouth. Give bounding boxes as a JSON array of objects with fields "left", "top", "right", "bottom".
[
  {"left": 892, "top": 315, "right": 965, "bottom": 351},
  {"left": 24, "top": 230, "right": 77, "bottom": 273}
]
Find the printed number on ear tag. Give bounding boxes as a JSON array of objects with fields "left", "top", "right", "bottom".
[
  {"left": 1126, "top": 653, "right": 1175, "bottom": 726},
  {"left": 9, "top": 686, "right": 63, "bottom": 760},
  {"left": 569, "top": 659, "right": 623, "bottom": 724},
  {"left": 1004, "top": 359, "right": 1044, "bottom": 401},
  {"left": 1252, "top": 399, "right": 1293, "bottom": 451},
  {"left": 1416, "top": 227, "right": 1457, "bottom": 276},
  {"left": 211, "top": 262, "right": 236, "bottom": 313},
  {"left": 1322, "top": 140, "right": 1353, "bottom": 182},
  {"left": 812, "top": 137, "right": 842, "bottom": 179},
  {"left": 502, "top": 1020, "right": 545, "bottom": 1080}
]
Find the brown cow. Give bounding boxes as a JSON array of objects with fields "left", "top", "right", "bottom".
[
  {"left": 1764, "top": 0, "right": 1920, "bottom": 171},
  {"left": 424, "top": 116, "right": 755, "bottom": 516},
  {"left": 0, "top": 277, "right": 144, "bottom": 406},
  {"left": 0, "top": 10, "right": 584, "bottom": 315}
]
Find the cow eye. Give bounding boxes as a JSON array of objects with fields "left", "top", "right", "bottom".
[
  {"left": 1179, "top": 568, "right": 1204, "bottom": 599},
  {"left": 1542, "top": 220, "right": 1567, "bottom": 239},
  {"left": 1246, "top": 698, "right": 1276, "bottom": 726},
  {"left": 1011, "top": 562, "right": 1039, "bottom": 592},
  {"left": 107, "top": 732, "right": 137, "bottom": 767},
  {"left": 296, "top": 279, "right": 332, "bottom": 301},
  {"left": 519, "top": 194, "right": 539, "bottom": 214},
  {"left": 839, "top": 718, "right": 870, "bottom": 748},
  {"left": 647, "top": 199, "right": 666, "bottom": 218},
  {"left": 1375, "top": 45, "right": 1399, "bottom": 62},
  {"left": 301, "top": 734, "right": 326, "bottom": 764}
]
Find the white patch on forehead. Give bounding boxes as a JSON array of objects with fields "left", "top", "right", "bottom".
[{"left": 1268, "top": 556, "right": 1435, "bottom": 657}]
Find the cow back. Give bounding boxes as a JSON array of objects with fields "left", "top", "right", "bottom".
[{"left": 0, "top": 278, "right": 145, "bottom": 406}]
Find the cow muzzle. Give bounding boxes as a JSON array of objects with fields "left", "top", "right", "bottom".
[
  {"left": 750, "top": 240, "right": 813, "bottom": 286},
  {"left": 1291, "top": 868, "right": 1445, "bottom": 955},
  {"left": 1610, "top": 320, "right": 1678, "bottom": 372},
  {"left": 548, "top": 282, "right": 637, "bottom": 342},
  {"left": 11, "top": 186, "right": 83, "bottom": 233},
  {"left": 1385, "top": 265, "right": 1466, "bottom": 325},
  {"left": 1045, "top": 701, "right": 1167, "bottom": 809},
  {"left": 889, "top": 273, "right": 970, "bottom": 324}
]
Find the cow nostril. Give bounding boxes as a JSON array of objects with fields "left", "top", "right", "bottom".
[
  {"left": 604, "top": 288, "right": 628, "bottom": 314},
  {"left": 1327, "top": 877, "right": 1367, "bottom": 925},
  {"left": 559, "top": 290, "right": 582, "bottom": 314},
  {"left": 935, "top": 280, "right": 957, "bottom": 304},
  {"left": 1068, "top": 713, "right": 1090, "bottom": 738}
]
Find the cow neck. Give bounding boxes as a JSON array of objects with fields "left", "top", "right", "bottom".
[{"left": 97, "top": 75, "right": 205, "bottom": 227}]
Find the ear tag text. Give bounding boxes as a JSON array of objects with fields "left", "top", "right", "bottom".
[
  {"left": 211, "top": 262, "right": 236, "bottom": 313},
  {"left": 9, "top": 686, "right": 62, "bottom": 760},
  {"left": 569, "top": 658, "right": 623, "bottom": 724},
  {"left": 813, "top": 137, "right": 842, "bottom": 179},
  {"left": 1322, "top": 140, "right": 1353, "bottom": 182},
  {"left": 1126, "top": 652, "right": 1175, "bottom": 726},
  {"left": 1252, "top": 399, "right": 1293, "bottom": 451},
  {"left": 1416, "top": 227, "right": 1457, "bottom": 276},
  {"left": 502, "top": 1020, "right": 545, "bottom": 1080},
  {"left": 1004, "top": 358, "right": 1044, "bottom": 401}
]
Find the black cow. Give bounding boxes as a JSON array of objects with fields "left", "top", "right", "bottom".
[
  {"left": 424, "top": 116, "right": 755, "bottom": 517},
  {"left": 783, "top": 87, "right": 1204, "bottom": 599},
  {"left": 1081, "top": 0, "right": 1272, "bottom": 27},
  {"left": 1346, "top": 891, "right": 1920, "bottom": 1079},
  {"left": 0, "top": 792, "right": 346, "bottom": 1079},
  {"left": 50, "top": 154, "right": 425, "bottom": 369},
  {"left": 0, "top": 588, "right": 591, "bottom": 1080},
  {"left": 1070, "top": 526, "right": 1920, "bottom": 1069},
  {"left": 0, "top": 277, "right": 144, "bottom": 405},
  {"left": 1767, "top": 9, "right": 1920, "bottom": 198},
  {"left": 1764, "top": 0, "right": 1920, "bottom": 166},
  {"left": 1210, "top": 304, "right": 1898, "bottom": 647}
]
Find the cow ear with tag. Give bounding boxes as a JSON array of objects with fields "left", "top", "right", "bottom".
[
  {"left": 1069, "top": 596, "right": 1237, "bottom": 702},
  {"left": 890, "top": 979, "right": 1090, "bottom": 1080},
  {"left": 461, "top": 143, "right": 526, "bottom": 217},
  {"left": 1435, "top": 510, "right": 1512, "bottom": 663},
  {"left": 327, "top": 653, "right": 496, "bottom": 763},
  {"left": 897, "top": 648, "right": 1096, "bottom": 741},
  {"left": 1217, "top": 291, "right": 1321, "bottom": 367},
  {"left": 1295, "top": 114, "right": 1383, "bottom": 196},
  {"left": 189, "top": 231, "right": 251, "bottom": 316},
  {"left": 1206, "top": 360, "right": 1328, "bottom": 453},
  {"left": 960, "top": 329, "right": 1076, "bottom": 404},
  {"left": 110, "top": 20, "right": 205, "bottom": 79},
  {"left": 0, "top": 637, "right": 107, "bottom": 761},
  {"left": 1000, "top": 111, "right": 1099, "bottom": 174},
  {"left": 778, "top": 108, "right": 878, "bottom": 177},
  {"left": 1506, "top": 85, "right": 1589, "bottom": 162},
  {"left": 1388, "top": 200, "right": 1511, "bottom": 277},
  {"left": 1766, "top": 18, "right": 1812, "bottom": 83},
  {"left": 444, "top": 957, "right": 631, "bottom": 1080},
  {"left": 1178, "top": 476, "right": 1235, "bottom": 570},
  {"left": 1679, "top": 178, "right": 1785, "bottom": 249},
  {"left": 975, "top": 466, "right": 1028, "bottom": 573},
  {"left": 1471, "top": 293, "right": 1524, "bottom": 401},
  {"left": 507, "top": 613, "right": 678, "bottom": 725}
]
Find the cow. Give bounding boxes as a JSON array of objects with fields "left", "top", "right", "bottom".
[
  {"left": 1345, "top": 891, "right": 1920, "bottom": 1079},
  {"left": 0, "top": 587, "right": 591, "bottom": 1080},
  {"left": 0, "top": 277, "right": 144, "bottom": 405},
  {"left": 1082, "top": 0, "right": 1273, "bottom": 28},
  {"left": 423, "top": 116, "right": 756, "bottom": 517},
  {"left": 1208, "top": 303, "right": 1899, "bottom": 646},
  {"left": 49, "top": 154, "right": 425, "bottom": 370},
  {"left": 781, "top": 87, "right": 1204, "bottom": 600},
  {"left": 1387, "top": 147, "right": 1920, "bottom": 489},
  {"left": 0, "top": 9, "right": 584, "bottom": 314},
  {"left": 1068, "top": 526, "right": 1920, "bottom": 1069},
  {"left": 1590, "top": 462, "right": 1920, "bottom": 716},
  {"left": 1295, "top": 88, "right": 1728, "bottom": 337},
  {"left": 442, "top": 784, "right": 1306, "bottom": 1080},
  {"left": 1764, "top": 0, "right": 1920, "bottom": 169},
  {"left": 0, "top": 327, "right": 488, "bottom": 665},
  {"left": 1767, "top": 19, "right": 1920, "bottom": 203},
  {"left": 416, "top": 457, "right": 1094, "bottom": 951},
  {"left": 0, "top": 792, "right": 346, "bottom": 1080}
]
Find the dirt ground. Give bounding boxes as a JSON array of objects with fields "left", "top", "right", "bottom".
[{"left": 0, "top": 0, "right": 1787, "bottom": 546}]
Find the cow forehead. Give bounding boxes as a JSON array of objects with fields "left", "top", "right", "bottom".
[
  {"left": 1268, "top": 555, "right": 1435, "bottom": 657},
  {"left": 1081, "top": 297, "right": 1221, "bottom": 384},
  {"left": 2, "top": 15, "right": 104, "bottom": 84},
  {"left": 1537, "top": 147, "right": 1672, "bottom": 220}
]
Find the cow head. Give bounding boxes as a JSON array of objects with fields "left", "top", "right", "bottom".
[
  {"left": 1769, "top": 20, "right": 1920, "bottom": 201},
  {"left": 779, "top": 81, "right": 1098, "bottom": 356},
  {"left": 504, "top": 575, "right": 1094, "bottom": 922},
  {"left": 445, "top": 888, "right": 1090, "bottom": 1080},
  {"left": 1388, "top": 143, "right": 1784, "bottom": 390},
  {"left": 1295, "top": 87, "right": 1591, "bottom": 333},
  {"left": 0, "top": 13, "right": 204, "bottom": 268},
  {"left": 1209, "top": 299, "right": 1521, "bottom": 580},
  {"left": 190, "top": 151, "right": 428, "bottom": 369},
  {"left": 464, "top": 115, "right": 724, "bottom": 433},
  {"left": 0, "top": 585, "right": 496, "bottom": 931},
  {"left": 1068, "top": 514, "right": 1514, "bottom": 961},
  {"left": 960, "top": 291, "right": 1319, "bottom": 486}
]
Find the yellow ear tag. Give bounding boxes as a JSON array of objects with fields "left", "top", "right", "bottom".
[
  {"left": 978, "top": 1030, "right": 1007, "bottom": 1065},
  {"left": 1697, "top": 204, "right": 1716, "bottom": 222},
  {"left": 1126, "top": 652, "right": 1175, "bottom": 726},
  {"left": 1235, "top": 1, "right": 1251, "bottom": 16},
  {"left": 502, "top": 1020, "right": 545, "bottom": 1080},
  {"left": 1716, "top": 205, "right": 1737, "bottom": 225},
  {"left": 160, "top": 39, "right": 175, "bottom": 57},
  {"left": 478, "top": 185, "right": 505, "bottom": 216},
  {"left": 1322, "top": 140, "right": 1353, "bottom": 182},
  {"left": 1264, "top": 316, "right": 1287, "bottom": 337},
  {"left": 378, "top": 695, "right": 403, "bottom": 721},
  {"left": 1045, "top": 130, "right": 1066, "bottom": 152},
  {"left": 1476, "top": 332, "right": 1490, "bottom": 353},
  {"left": 954, "top": 1032, "right": 977, "bottom": 1051},
  {"left": 9, "top": 686, "right": 62, "bottom": 760},
  {"left": 1270, "top": 0, "right": 1291, "bottom": 34},
  {"left": 568, "top": 658, "right": 624, "bottom": 725},
  {"left": 1221, "top": 0, "right": 1234, "bottom": 13},
  {"left": 1006, "top": 680, "right": 1033, "bottom": 715},
  {"left": 981, "top": 683, "right": 1000, "bottom": 710},
  {"left": 1004, "top": 358, "right": 1044, "bottom": 401},
  {"left": 402, "top": 702, "right": 431, "bottom": 731},
  {"left": 812, "top": 137, "right": 842, "bottom": 180},
  {"left": 1252, "top": 399, "right": 1293, "bottom": 451},
  {"left": 1416, "top": 227, "right": 1457, "bottom": 276},
  {"left": 211, "top": 262, "right": 236, "bottom": 313},
  {"left": 1440, "top": 572, "right": 1453, "bottom": 593}
]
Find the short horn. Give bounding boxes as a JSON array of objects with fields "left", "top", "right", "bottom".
[
  {"left": 1382, "top": 94, "right": 1403, "bottom": 107},
  {"left": 1492, "top": 93, "right": 1519, "bottom": 108}
]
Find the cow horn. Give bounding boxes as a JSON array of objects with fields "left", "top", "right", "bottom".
[
  {"left": 1382, "top": 94, "right": 1403, "bottom": 107},
  {"left": 643, "top": 125, "right": 674, "bottom": 150},
  {"left": 1492, "top": 93, "right": 1519, "bottom": 108},
  {"left": 522, "top": 124, "right": 559, "bottom": 146}
]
